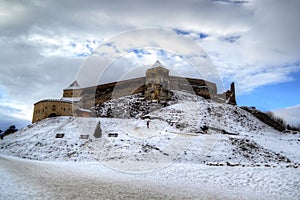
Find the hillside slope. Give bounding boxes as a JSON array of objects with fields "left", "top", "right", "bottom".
[{"left": 1, "top": 91, "right": 299, "bottom": 172}]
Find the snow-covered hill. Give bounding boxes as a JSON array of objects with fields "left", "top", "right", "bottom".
[{"left": 1, "top": 91, "right": 299, "bottom": 172}]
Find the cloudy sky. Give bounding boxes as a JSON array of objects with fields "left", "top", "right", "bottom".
[{"left": 0, "top": 0, "right": 299, "bottom": 130}]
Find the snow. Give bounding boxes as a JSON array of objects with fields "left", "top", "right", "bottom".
[
  {"left": 1, "top": 155, "right": 299, "bottom": 200},
  {"left": 76, "top": 108, "right": 92, "bottom": 113},
  {"left": 1, "top": 91, "right": 300, "bottom": 199},
  {"left": 60, "top": 97, "right": 81, "bottom": 102},
  {"left": 34, "top": 98, "right": 72, "bottom": 105}
]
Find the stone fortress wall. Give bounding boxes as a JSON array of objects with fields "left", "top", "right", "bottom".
[
  {"left": 80, "top": 82, "right": 235, "bottom": 110},
  {"left": 32, "top": 99, "right": 76, "bottom": 123},
  {"left": 32, "top": 60, "right": 236, "bottom": 123},
  {"left": 79, "top": 77, "right": 217, "bottom": 109}
]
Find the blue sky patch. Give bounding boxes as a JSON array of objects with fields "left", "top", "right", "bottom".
[
  {"left": 173, "top": 28, "right": 190, "bottom": 35},
  {"left": 199, "top": 33, "right": 209, "bottom": 39},
  {"left": 85, "top": 44, "right": 93, "bottom": 52},
  {"left": 128, "top": 49, "right": 151, "bottom": 57},
  {"left": 237, "top": 70, "right": 300, "bottom": 111},
  {"left": 223, "top": 35, "right": 241, "bottom": 43},
  {"left": 76, "top": 52, "right": 89, "bottom": 57},
  {"left": 157, "top": 49, "right": 167, "bottom": 57}
]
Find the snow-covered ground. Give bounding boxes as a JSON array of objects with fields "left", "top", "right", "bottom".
[
  {"left": 1, "top": 155, "right": 299, "bottom": 200},
  {"left": 0, "top": 91, "right": 299, "bottom": 199}
]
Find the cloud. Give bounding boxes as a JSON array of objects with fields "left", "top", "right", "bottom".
[
  {"left": 76, "top": 28, "right": 223, "bottom": 91},
  {"left": 0, "top": 47, "right": 82, "bottom": 124},
  {"left": 212, "top": 0, "right": 250, "bottom": 5},
  {"left": 273, "top": 104, "right": 300, "bottom": 126},
  {"left": 0, "top": 115, "right": 30, "bottom": 131},
  {"left": 0, "top": 0, "right": 299, "bottom": 127},
  {"left": 0, "top": 103, "right": 31, "bottom": 130}
]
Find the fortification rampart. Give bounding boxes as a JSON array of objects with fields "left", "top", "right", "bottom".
[
  {"left": 32, "top": 99, "right": 77, "bottom": 123},
  {"left": 32, "top": 62, "right": 237, "bottom": 123},
  {"left": 80, "top": 77, "right": 146, "bottom": 109},
  {"left": 79, "top": 76, "right": 225, "bottom": 109}
]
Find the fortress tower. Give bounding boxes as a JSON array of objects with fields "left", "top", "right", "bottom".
[
  {"left": 145, "top": 60, "right": 170, "bottom": 100},
  {"left": 32, "top": 81, "right": 82, "bottom": 123},
  {"left": 63, "top": 80, "right": 82, "bottom": 98}
]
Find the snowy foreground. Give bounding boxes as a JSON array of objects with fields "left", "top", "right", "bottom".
[
  {"left": 1, "top": 92, "right": 300, "bottom": 199},
  {"left": 1, "top": 155, "right": 300, "bottom": 200}
]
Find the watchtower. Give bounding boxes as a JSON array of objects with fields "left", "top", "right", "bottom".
[
  {"left": 63, "top": 80, "right": 82, "bottom": 98},
  {"left": 145, "top": 60, "right": 170, "bottom": 100}
]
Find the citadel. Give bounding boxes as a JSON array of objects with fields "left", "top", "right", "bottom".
[{"left": 32, "top": 61, "right": 236, "bottom": 123}]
